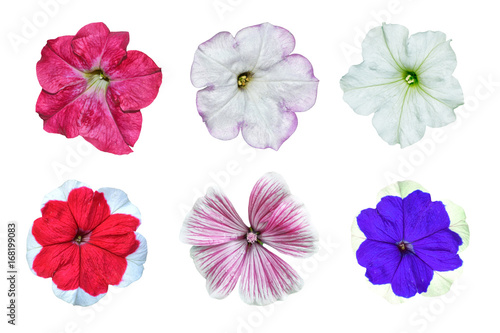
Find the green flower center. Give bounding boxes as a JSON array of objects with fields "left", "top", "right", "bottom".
[
  {"left": 85, "top": 69, "right": 110, "bottom": 94},
  {"left": 237, "top": 72, "right": 252, "bottom": 88},
  {"left": 404, "top": 72, "right": 418, "bottom": 85}
]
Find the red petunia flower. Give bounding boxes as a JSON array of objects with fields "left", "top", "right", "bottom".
[
  {"left": 36, "top": 22, "right": 162, "bottom": 155},
  {"left": 27, "top": 180, "right": 147, "bottom": 306}
]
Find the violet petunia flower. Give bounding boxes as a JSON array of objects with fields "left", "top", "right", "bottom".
[
  {"left": 36, "top": 22, "right": 162, "bottom": 155},
  {"left": 180, "top": 172, "right": 318, "bottom": 305},
  {"left": 27, "top": 180, "right": 147, "bottom": 306},
  {"left": 191, "top": 23, "right": 319, "bottom": 150},
  {"left": 352, "top": 181, "right": 469, "bottom": 303}
]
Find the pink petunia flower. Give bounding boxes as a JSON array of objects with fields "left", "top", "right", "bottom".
[
  {"left": 27, "top": 180, "right": 147, "bottom": 306},
  {"left": 180, "top": 173, "right": 318, "bottom": 305},
  {"left": 36, "top": 22, "right": 162, "bottom": 155}
]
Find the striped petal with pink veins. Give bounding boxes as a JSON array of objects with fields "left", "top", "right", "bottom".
[
  {"left": 190, "top": 240, "right": 247, "bottom": 299},
  {"left": 239, "top": 244, "right": 304, "bottom": 305},
  {"left": 259, "top": 196, "right": 318, "bottom": 258},
  {"left": 248, "top": 172, "right": 291, "bottom": 231},
  {"left": 180, "top": 172, "right": 318, "bottom": 305},
  {"left": 180, "top": 187, "right": 248, "bottom": 246}
]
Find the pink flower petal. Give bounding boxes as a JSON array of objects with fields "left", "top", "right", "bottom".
[
  {"left": 239, "top": 244, "right": 303, "bottom": 305},
  {"left": 107, "top": 50, "right": 162, "bottom": 111},
  {"left": 248, "top": 172, "right": 290, "bottom": 231},
  {"left": 71, "top": 22, "right": 126, "bottom": 70},
  {"left": 36, "top": 36, "right": 86, "bottom": 93},
  {"left": 180, "top": 187, "right": 248, "bottom": 246},
  {"left": 36, "top": 83, "right": 87, "bottom": 138},
  {"left": 259, "top": 196, "right": 318, "bottom": 258},
  {"left": 40, "top": 87, "right": 140, "bottom": 155},
  {"left": 190, "top": 240, "right": 247, "bottom": 299}
]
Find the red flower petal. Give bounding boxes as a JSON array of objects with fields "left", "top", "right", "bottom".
[
  {"left": 89, "top": 214, "right": 140, "bottom": 257},
  {"left": 32, "top": 201, "right": 77, "bottom": 246},
  {"left": 80, "top": 244, "right": 128, "bottom": 296},
  {"left": 36, "top": 36, "right": 87, "bottom": 94},
  {"left": 33, "top": 243, "right": 79, "bottom": 290},
  {"left": 67, "top": 187, "right": 110, "bottom": 232},
  {"left": 108, "top": 50, "right": 162, "bottom": 111}
]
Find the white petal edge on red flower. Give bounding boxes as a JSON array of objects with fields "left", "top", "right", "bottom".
[
  {"left": 40, "top": 179, "right": 88, "bottom": 208},
  {"left": 351, "top": 181, "right": 470, "bottom": 303},
  {"left": 52, "top": 285, "right": 106, "bottom": 307}
]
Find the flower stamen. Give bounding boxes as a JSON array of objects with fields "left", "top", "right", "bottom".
[
  {"left": 404, "top": 72, "right": 417, "bottom": 85},
  {"left": 397, "top": 240, "right": 414, "bottom": 254},
  {"left": 237, "top": 72, "right": 252, "bottom": 88}
]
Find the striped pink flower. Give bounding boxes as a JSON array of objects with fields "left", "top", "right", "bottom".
[{"left": 180, "top": 172, "right": 318, "bottom": 305}]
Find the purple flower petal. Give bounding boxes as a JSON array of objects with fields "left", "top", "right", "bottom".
[
  {"left": 357, "top": 195, "right": 404, "bottom": 243},
  {"left": 413, "top": 229, "right": 462, "bottom": 271},
  {"left": 180, "top": 187, "right": 248, "bottom": 246},
  {"left": 248, "top": 172, "right": 290, "bottom": 232},
  {"left": 239, "top": 244, "right": 303, "bottom": 305},
  {"left": 356, "top": 240, "right": 401, "bottom": 285},
  {"left": 403, "top": 190, "right": 451, "bottom": 242},
  {"left": 259, "top": 196, "right": 318, "bottom": 258},
  {"left": 190, "top": 240, "right": 247, "bottom": 299},
  {"left": 391, "top": 253, "right": 433, "bottom": 298}
]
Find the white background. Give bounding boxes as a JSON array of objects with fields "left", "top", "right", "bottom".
[{"left": 1, "top": 0, "right": 499, "bottom": 332}]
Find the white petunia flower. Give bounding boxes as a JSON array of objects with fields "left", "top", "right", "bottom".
[
  {"left": 191, "top": 23, "right": 319, "bottom": 150},
  {"left": 340, "top": 23, "right": 463, "bottom": 148}
]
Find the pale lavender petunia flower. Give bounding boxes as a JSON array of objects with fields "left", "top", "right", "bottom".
[
  {"left": 180, "top": 172, "right": 318, "bottom": 305},
  {"left": 190, "top": 23, "right": 319, "bottom": 150}
]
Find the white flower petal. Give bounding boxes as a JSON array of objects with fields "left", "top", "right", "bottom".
[
  {"left": 371, "top": 85, "right": 457, "bottom": 147},
  {"left": 422, "top": 268, "right": 463, "bottom": 298},
  {"left": 361, "top": 23, "right": 409, "bottom": 73},
  {"left": 98, "top": 187, "right": 142, "bottom": 223},
  {"left": 26, "top": 227, "right": 42, "bottom": 275},
  {"left": 252, "top": 54, "right": 319, "bottom": 112},
  {"left": 196, "top": 85, "right": 245, "bottom": 140},
  {"left": 240, "top": 87, "right": 298, "bottom": 150},
  {"left": 341, "top": 24, "right": 463, "bottom": 147},
  {"left": 443, "top": 199, "right": 470, "bottom": 253},
  {"left": 117, "top": 233, "right": 148, "bottom": 288},
  {"left": 405, "top": 31, "right": 457, "bottom": 76},
  {"left": 52, "top": 284, "right": 105, "bottom": 307},
  {"left": 40, "top": 180, "right": 88, "bottom": 209},
  {"left": 376, "top": 180, "right": 427, "bottom": 202},
  {"left": 190, "top": 31, "right": 243, "bottom": 88},
  {"left": 235, "top": 22, "right": 295, "bottom": 72}
]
